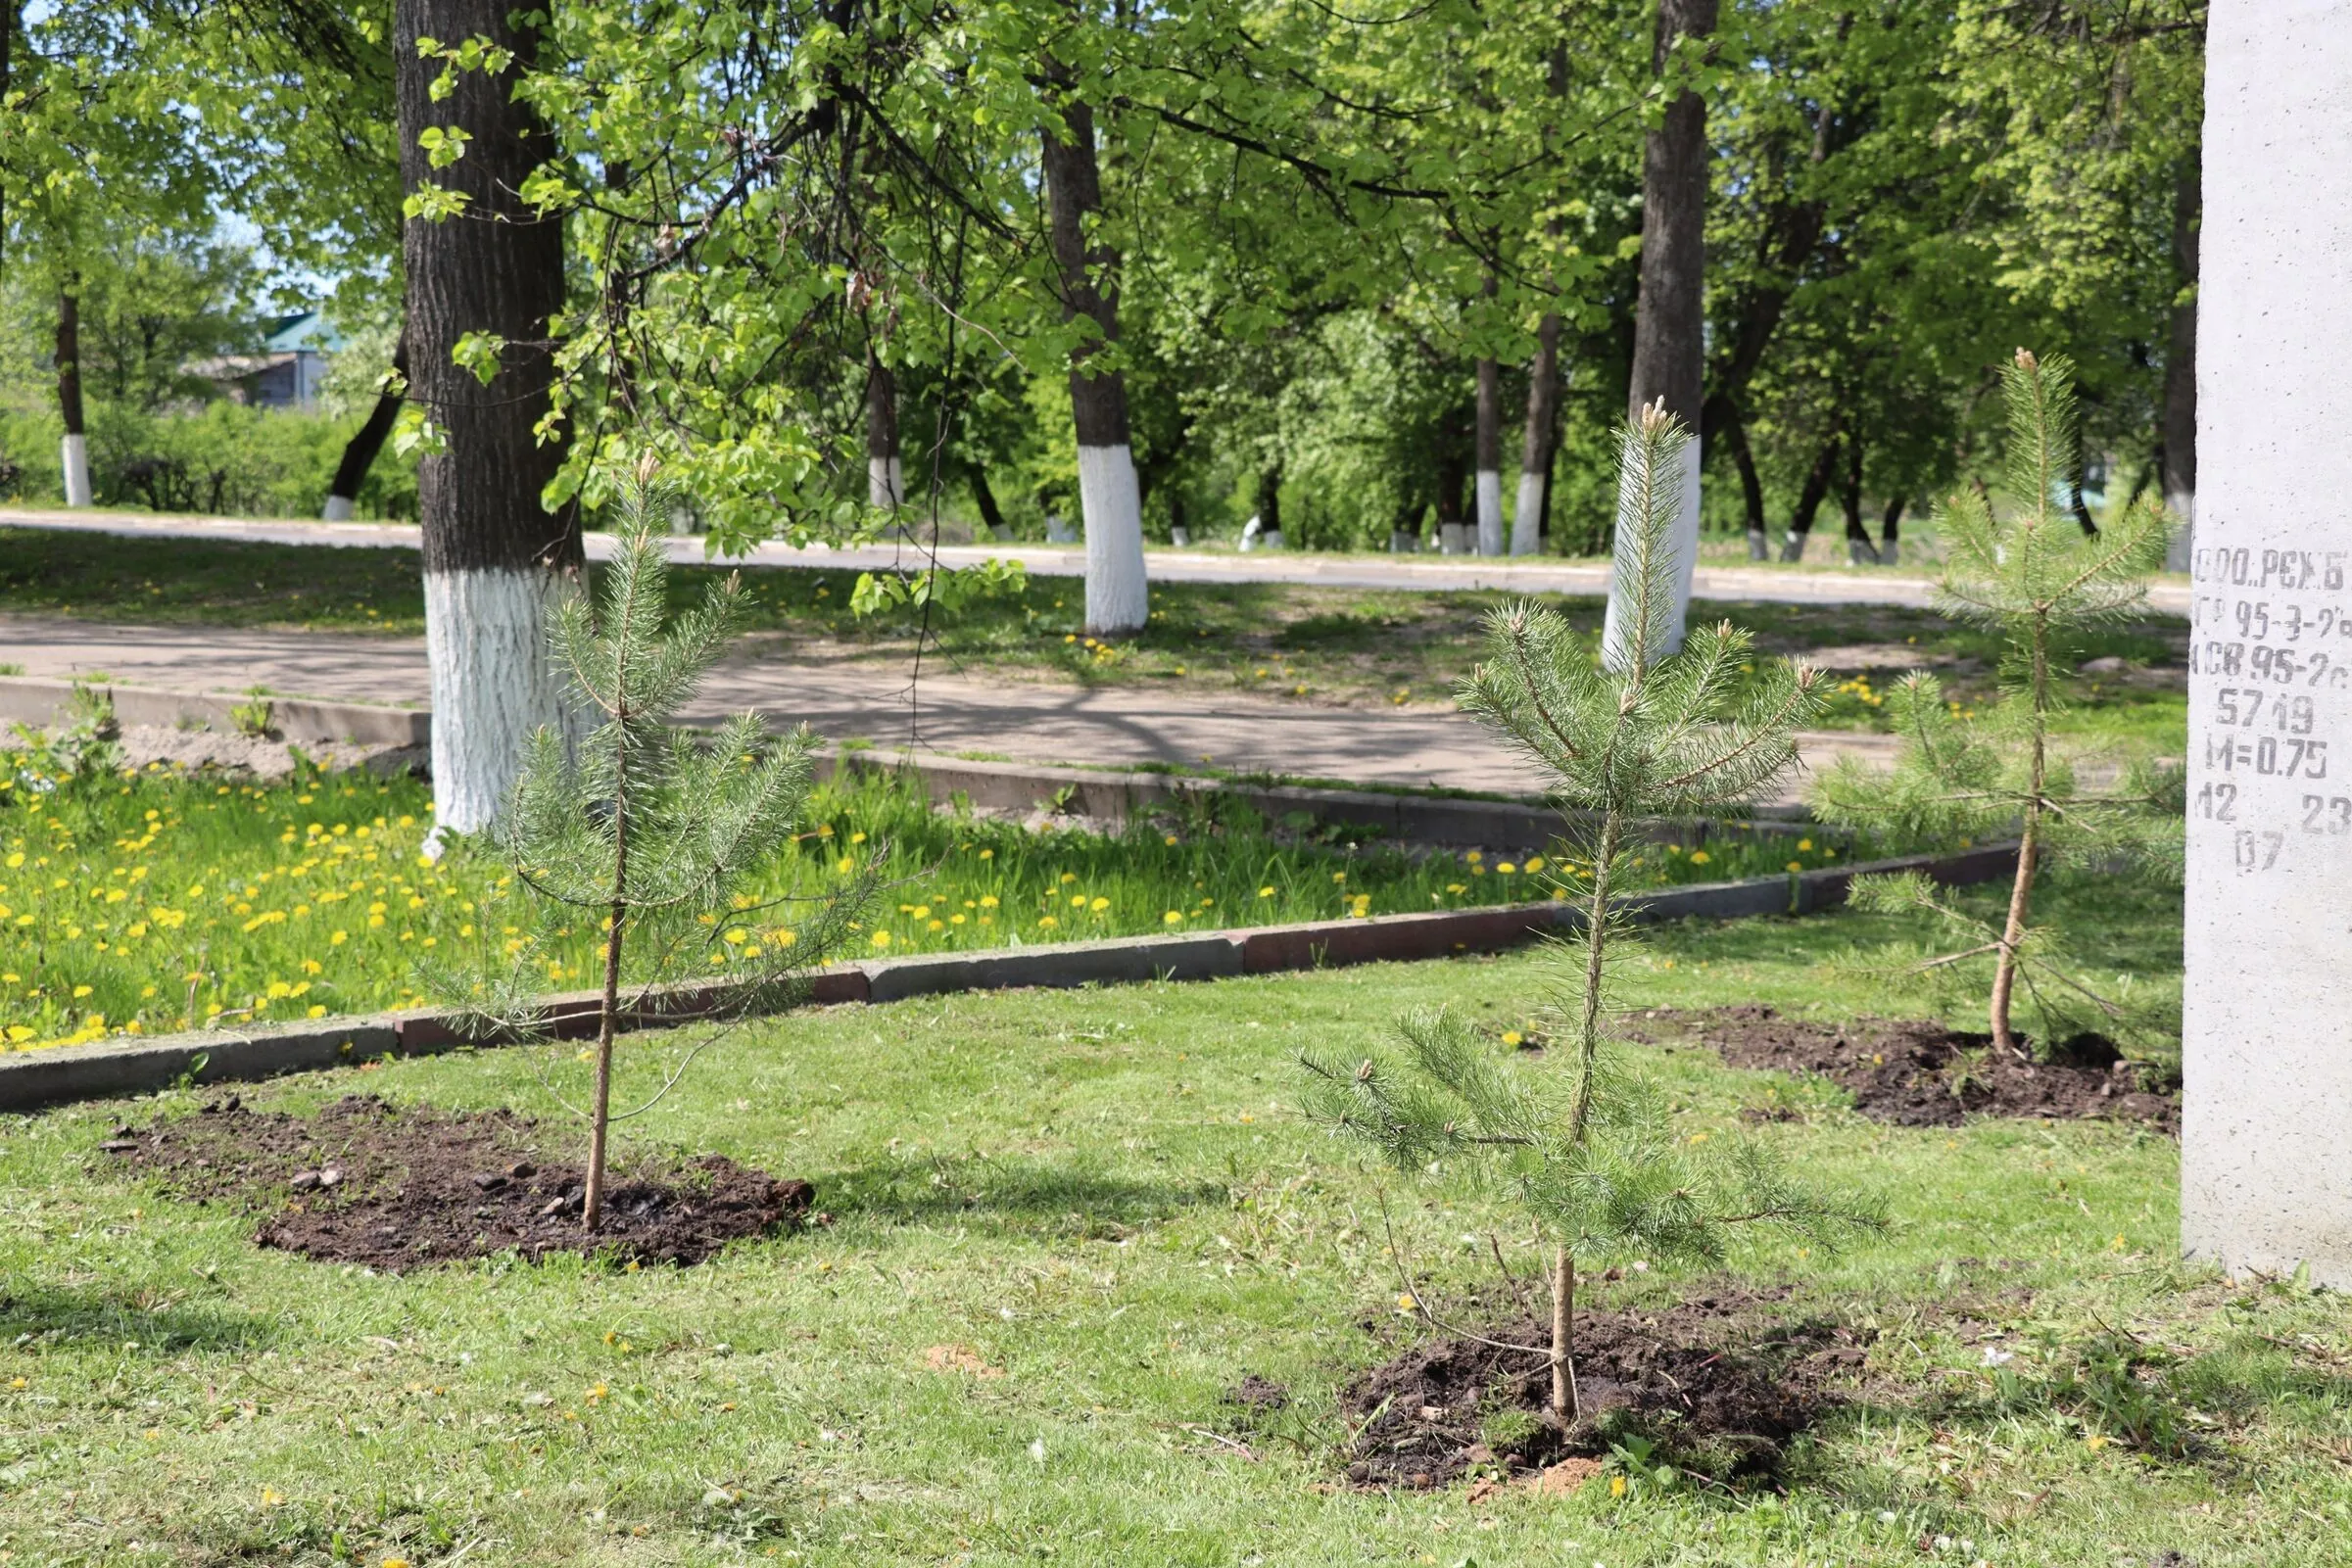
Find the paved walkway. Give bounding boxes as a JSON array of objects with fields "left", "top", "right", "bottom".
[
  {"left": 0, "top": 613, "right": 1895, "bottom": 805},
  {"left": 0, "top": 505, "right": 2195, "bottom": 616}
]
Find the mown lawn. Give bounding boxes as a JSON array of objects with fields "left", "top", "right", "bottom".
[
  {"left": 6, "top": 877, "right": 2339, "bottom": 1568},
  {"left": 0, "top": 527, "right": 2187, "bottom": 746}
]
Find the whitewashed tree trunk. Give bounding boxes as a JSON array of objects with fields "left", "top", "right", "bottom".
[
  {"left": 1602, "top": 436, "right": 1701, "bottom": 669},
  {"left": 866, "top": 356, "right": 903, "bottom": 515},
  {"left": 1475, "top": 468, "right": 1504, "bottom": 556},
  {"left": 60, "top": 435, "right": 91, "bottom": 508},
  {"left": 322, "top": 494, "right": 357, "bottom": 522},
  {"left": 1512, "top": 470, "right": 1545, "bottom": 557},
  {"left": 424, "top": 569, "right": 573, "bottom": 837},
  {"left": 1439, "top": 521, "right": 1468, "bottom": 555},
  {"left": 1077, "top": 443, "right": 1147, "bottom": 633},
  {"left": 57, "top": 289, "right": 90, "bottom": 508},
  {"left": 1608, "top": 0, "right": 1715, "bottom": 667},
  {"left": 1041, "top": 68, "right": 1147, "bottom": 635},
  {"left": 1474, "top": 353, "right": 1505, "bottom": 554},
  {"left": 399, "top": 0, "right": 578, "bottom": 849},
  {"left": 867, "top": 455, "right": 904, "bottom": 510}
]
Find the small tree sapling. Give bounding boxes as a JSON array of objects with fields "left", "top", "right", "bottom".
[
  {"left": 431, "top": 461, "right": 874, "bottom": 1231},
  {"left": 1810, "top": 351, "right": 2180, "bottom": 1057},
  {"left": 1302, "top": 404, "right": 1879, "bottom": 1423}
]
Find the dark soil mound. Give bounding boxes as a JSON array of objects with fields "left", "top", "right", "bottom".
[
  {"left": 100, "top": 1094, "right": 811, "bottom": 1270},
  {"left": 1339, "top": 1287, "right": 1867, "bottom": 1490},
  {"left": 1645, "top": 1006, "right": 2178, "bottom": 1131}
]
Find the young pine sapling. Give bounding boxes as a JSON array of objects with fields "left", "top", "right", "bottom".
[
  {"left": 432, "top": 462, "right": 873, "bottom": 1231},
  {"left": 1303, "top": 403, "right": 1880, "bottom": 1424},
  {"left": 1810, "top": 351, "right": 2179, "bottom": 1057}
]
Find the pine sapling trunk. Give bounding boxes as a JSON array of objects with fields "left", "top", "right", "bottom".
[
  {"left": 1550, "top": 1245, "right": 1577, "bottom": 1422},
  {"left": 1990, "top": 611, "right": 2051, "bottom": 1055},
  {"left": 585, "top": 782, "right": 627, "bottom": 1231}
]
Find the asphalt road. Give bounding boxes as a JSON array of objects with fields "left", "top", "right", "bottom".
[{"left": 0, "top": 505, "right": 2195, "bottom": 616}]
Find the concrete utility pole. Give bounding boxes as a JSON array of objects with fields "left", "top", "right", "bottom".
[{"left": 2183, "top": 0, "right": 2352, "bottom": 1287}]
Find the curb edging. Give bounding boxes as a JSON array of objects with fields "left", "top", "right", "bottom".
[{"left": 0, "top": 841, "right": 2018, "bottom": 1114}]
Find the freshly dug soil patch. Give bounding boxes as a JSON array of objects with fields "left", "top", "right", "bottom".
[
  {"left": 1642, "top": 1006, "right": 2178, "bottom": 1131},
  {"left": 1340, "top": 1287, "right": 1867, "bottom": 1490},
  {"left": 101, "top": 1095, "right": 811, "bottom": 1270}
]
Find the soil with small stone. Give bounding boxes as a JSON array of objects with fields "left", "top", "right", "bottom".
[
  {"left": 1636, "top": 1005, "right": 2179, "bottom": 1132},
  {"left": 1338, "top": 1286, "right": 1869, "bottom": 1490},
  {"left": 100, "top": 1094, "right": 812, "bottom": 1270}
]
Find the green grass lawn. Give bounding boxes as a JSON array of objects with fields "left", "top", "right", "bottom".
[
  {"left": 0, "top": 763, "right": 1866, "bottom": 1050},
  {"left": 6, "top": 877, "right": 2332, "bottom": 1568},
  {"left": 0, "top": 527, "right": 2187, "bottom": 748}
]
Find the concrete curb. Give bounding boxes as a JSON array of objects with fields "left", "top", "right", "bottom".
[
  {"left": 821, "top": 748, "right": 1820, "bottom": 842},
  {"left": 0, "top": 841, "right": 2017, "bottom": 1113},
  {"left": 0, "top": 671, "right": 1816, "bottom": 846},
  {"left": 0, "top": 676, "right": 427, "bottom": 747}
]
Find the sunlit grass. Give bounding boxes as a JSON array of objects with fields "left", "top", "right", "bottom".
[{"left": 0, "top": 761, "right": 1868, "bottom": 1049}]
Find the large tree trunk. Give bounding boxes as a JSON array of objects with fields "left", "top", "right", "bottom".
[
  {"left": 2163, "top": 148, "right": 2199, "bottom": 572},
  {"left": 1880, "top": 495, "right": 1904, "bottom": 567},
  {"left": 1039, "top": 74, "right": 1146, "bottom": 634},
  {"left": 57, "top": 286, "right": 92, "bottom": 508},
  {"left": 325, "top": 331, "right": 408, "bottom": 521},
  {"left": 866, "top": 351, "right": 902, "bottom": 512},
  {"left": 1603, "top": 0, "right": 1715, "bottom": 669},
  {"left": 1513, "top": 311, "right": 1560, "bottom": 557},
  {"left": 398, "top": 0, "right": 580, "bottom": 842}
]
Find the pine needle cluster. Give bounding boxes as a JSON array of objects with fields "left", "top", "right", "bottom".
[
  {"left": 1303, "top": 404, "right": 1878, "bottom": 1423},
  {"left": 427, "top": 462, "right": 875, "bottom": 1230},
  {"left": 1810, "top": 351, "right": 2179, "bottom": 1057}
]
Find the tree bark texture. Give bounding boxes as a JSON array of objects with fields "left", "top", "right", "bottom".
[
  {"left": 326, "top": 331, "right": 409, "bottom": 519},
  {"left": 1039, "top": 74, "right": 1147, "bottom": 633},
  {"left": 1605, "top": 0, "right": 1715, "bottom": 667},
  {"left": 398, "top": 0, "right": 580, "bottom": 837},
  {"left": 2163, "top": 148, "right": 2199, "bottom": 572}
]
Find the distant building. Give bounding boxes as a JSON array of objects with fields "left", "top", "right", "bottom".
[{"left": 191, "top": 310, "right": 345, "bottom": 410}]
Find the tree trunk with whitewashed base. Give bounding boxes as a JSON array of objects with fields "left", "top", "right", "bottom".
[
  {"left": 1604, "top": 0, "right": 1714, "bottom": 669},
  {"left": 399, "top": 0, "right": 578, "bottom": 844},
  {"left": 57, "top": 289, "right": 91, "bottom": 508},
  {"left": 866, "top": 354, "right": 903, "bottom": 511},
  {"left": 1513, "top": 311, "right": 1560, "bottom": 556},
  {"left": 1475, "top": 355, "right": 1505, "bottom": 555},
  {"left": 1041, "top": 76, "right": 1146, "bottom": 634}
]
